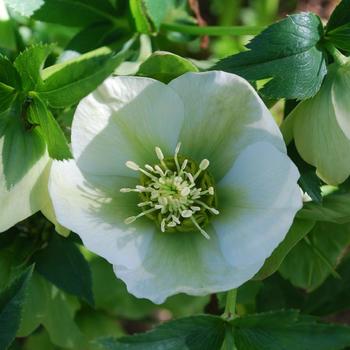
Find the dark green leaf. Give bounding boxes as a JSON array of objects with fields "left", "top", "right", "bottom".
[
  {"left": 33, "top": 234, "right": 94, "bottom": 305},
  {"left": 213, "top": 13, "right": 327, "bottom": 99},
  {"left": 98, "top": 315, "right": 226, "bottom": 350},
  {"left": 0, "top": 83, "right": 16, "bottom": 113},
  {"left": 326, "top": 0, "right": 350, "bottom": 32},
  {"left": 27, "top": 95, "right": 71, "bottom": 160},
  {"left": 0, "top": 99, "right": 46, "bottom": 188},
  {"left": 254, "top": 219, "right": 315, "bottom": 280},
  {"left": 303, "top": 256, "right": 350, "bottom": 315},
  {"left": 232, "top": 310, "right": 350, "bottom": 350},
  {"left": 31, "top": 0, "right": 117, "bottom": 27},
  {"left": 137, "top": 51, "right": 198, "bottom": 83},
  {"left": 327, "top": 23, "right": 350, "bottom": 52},
  {"left": 38, "top": 47, "right": 128, "bottom": 107},
  {"left": 66, "top": 22, "right": 115, "bottom": 53},
  {"left": 13, "top": 44, "right": 52, "bottom": 91},
  {"left": 279, "top": 222, "right": 350, "bottom": 291},
  {"left": 0, "top": 266, "right": 34, "bottom": 350},
  {"left": 288, "top": 142, "right": 322, "bottom": 203}
]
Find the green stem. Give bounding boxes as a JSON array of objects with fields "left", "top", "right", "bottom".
[
  {"left": 161, "top": 22, "right": 265, "bottom": 36},
  {"left": 223, "top": 289, "right": 237, "bottom": 320},
  {"left": 324, "top": 42, "right": 349, "bottom": 66}
]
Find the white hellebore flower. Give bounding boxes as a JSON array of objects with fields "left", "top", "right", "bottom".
[{"left": 49, "top": 71, "right": 302, "bottom": 303}]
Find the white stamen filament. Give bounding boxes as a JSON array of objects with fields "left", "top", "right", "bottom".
[{"left": 122, "top": 144, "right": 217, "bottom": 238}]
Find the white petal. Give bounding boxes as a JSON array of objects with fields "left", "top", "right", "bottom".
[
  {"left": 332, "top": 63, "right": 350, "bottom": 139},
  {"left": 49, "top": 159, "right": 155, "bottom": 269},
  {"left": 72, "top": 76, "right": 184, "bottom": 177},
  {"left": 293, "top": 72, "right": 350, "bottom": 185},
  {"left": 0, "top": 140, "right": 50, "bottom": 232},
  {"left": 169, "top": 71, "right": 285, "bottom": 180},
  {"left": 114, "top": 225, "right": 263, "bottom": 304},
  {"left": 213, "top": 142, "right": 302, "bottom": 266}
]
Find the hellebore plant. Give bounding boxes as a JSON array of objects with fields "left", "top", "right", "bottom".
[
  {"left": 282, "top": 53, "right": 350, "bottom": 185},
  {"left": 49, "top": 71, "right": 302, "bottom": 303}
]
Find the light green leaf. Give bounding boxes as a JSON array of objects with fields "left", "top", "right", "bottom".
[
  {"left": 129, "top": 0, "right": 152, "bottom": 34},
  {"left": 232, "top": 310, "right": 350, "bottom": 350},
  {"left": 33, "top": 234, "right": 94, "bottom": 305},
  {"left": 214, "top": 13, "right": 327, "bottom": 99},
  {"left": 0, "top": 266, "right": 34, "bottom": 350},
  {"left": 98, "top": 315, "right": 226, "bottom": 350},
  {"left": 137, "top": 51, "right": 198, "bottom": 83},
  {"left": 27, "top": 95, "right": 71, "bottom": 160},
  {"left": 254, "top": 219, "right": 315, "bottom": 280},
  {"left": 38, "top": 47, "right": 129, "bottom": 108},
  {"left": 14, "top": 44, "right": 52, "bottom": 91},
  {"left": 279, "top": 222, "right": 350, "bottom": 291},
  {"left": 0, "top": 20, "right": 17, "bottom": 51}
]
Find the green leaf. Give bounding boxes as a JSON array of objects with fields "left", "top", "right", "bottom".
[
  {"left": 98, "top": 315, "right": 226, "bottom": 350},
  {"left": 17, "top": 272, "right": 49, "bottom": 337},
  {"left": 298, "top": 192, "right": 350, "bottom": 224},
  {"left": 76, "top": 309, "right": 124, "bottom": 350},
  {"left": 213, "top": 13, "right": 327, "bottom": 99},
  {"left": 27, "top": 95, "right": 71, "bottom": 160},
  {"left": 7, "top": 0, "right": 117, "bottom": 27},
  {"left": 13, "top": 44, "right": 52, "bottom": 91},
  {"left": 0, "top": 55, "right": 21, "bottom": 88},
  {"left": 42, "top": 284, "right": 85, "bottom": 348},
  {"left": 129, "top": 0, "right": 152, "bottom": 34},
  {"left": 0, "top": 83, "right": 16, "bottom": 113},
  {"left": 327, "top": 23, "right": 350, "bottom": 52},
  {"left": 137, "top": 51, "right": 198, "bottom": 83},
  {"left": 0, "top": 99, "right": 46, "bottom": 188},
  {"left": 232, "top": 310, "right": 350, "bottom": 350},
  {"left": 143, "top": 0, "right": 174, "bottom": 30},
  {"left": 33, "top": 234, "right": 94, "bottom": 305},
  {"left": 254, "top": 219, "right": 315, "bottom": 280},
  {"left": 38, "top": 47, "right": 128, "bottom": 108},
  {"left": 303, "top": 256, "right": 350, "bottom": 316},
  {"left": 0, "top": 20, "right": 17, "bottom": 51},
  {"left": 279, "top": 222, "right": 350, "bottom": 291},
  {"left": 0, "top": 266, "right": 34, "bottom": 350},
  {"left": 287, "top": 142, "right": 322, "bottom": 203},
  {"left": 326, "top": 0, "right": 350, "bottom": 32},
  {"left": 91, "top": 257, "right": 155, "bottom": 320}
]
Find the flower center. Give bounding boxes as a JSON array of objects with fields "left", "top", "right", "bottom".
[{"left": 120, "top": 143, "right": 219, "bottom": 239}]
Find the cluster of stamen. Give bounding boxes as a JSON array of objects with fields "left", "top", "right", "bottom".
[{"left": 120, "top": 143, "right": 219, "bottom": 239}]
